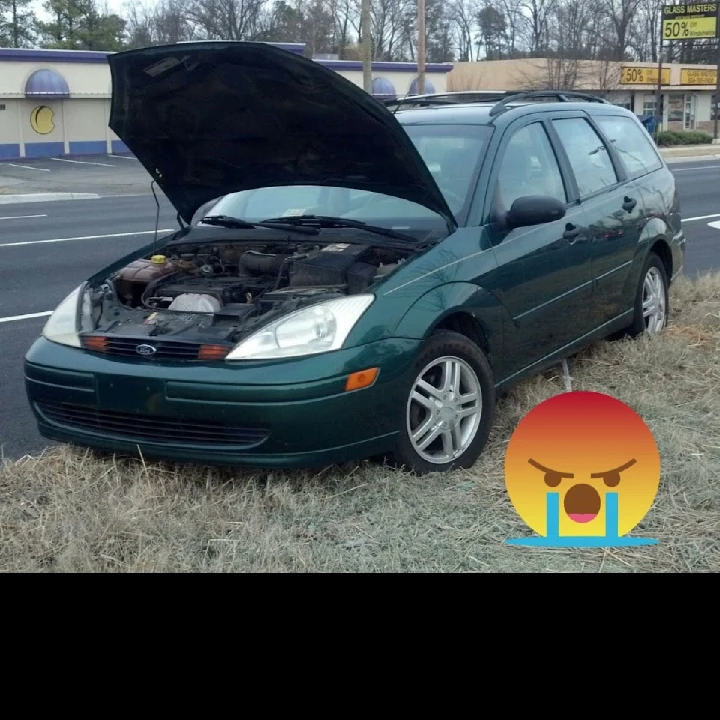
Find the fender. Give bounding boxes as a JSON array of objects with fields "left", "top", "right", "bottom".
[
  {"left": 620, "top": 216, "right": 671, "bottom": 304},
  {"left": 391, "top": 281, "right": 505, "bottom": 364}
]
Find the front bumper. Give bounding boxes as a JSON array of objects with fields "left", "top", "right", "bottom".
[{"left": 25, "top": 336, "right": 421, "bottom": 468}]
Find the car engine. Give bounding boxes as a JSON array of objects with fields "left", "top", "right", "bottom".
[{"left": 84, "top": 238, "right": 410, "bottom": 346}]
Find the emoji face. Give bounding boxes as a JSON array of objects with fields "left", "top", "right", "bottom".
[{"left": 504, "top": 391, "right": 661, "bottom": 538}]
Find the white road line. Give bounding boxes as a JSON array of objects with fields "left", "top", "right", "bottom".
[
  {"left": 0, "top": 228, "right": 175, "bottom": 248},
  {"left": 708, "top": 220, "right": 720, "bottom": 230},
  {"left": 672, "top": 165, "right": 720, "bottom": 172},
  {"left": 110, "top": 154, "right": 137, "bottom": 160},
  {"left": 0, "top": 310, "right": 52, "bottom": 324},
  {"left": 682, "top": 213, "right": 720, "bottom": 223},
  {"left": 51, "top": 157, "right": 115, "bottom": 167},
  {"left": 0, "top": 214, "right": 47, "bottom": 221},
  {"left": 6, "top": 163, "right": 51, "bottom": 171}
]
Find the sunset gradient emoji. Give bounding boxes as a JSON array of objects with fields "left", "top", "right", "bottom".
[{"left": 504, "top": 391, "right": 661, "bottom": 541}]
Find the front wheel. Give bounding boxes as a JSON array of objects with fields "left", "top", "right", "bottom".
[{"left": 390, "top": 330, "right": 495, "bottom": 475}]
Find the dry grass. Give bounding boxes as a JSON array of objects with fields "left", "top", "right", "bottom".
[{"left": 2, "top": 272, "right": 720, "bottom": 573}]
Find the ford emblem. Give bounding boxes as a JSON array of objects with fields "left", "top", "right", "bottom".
[{"left": 136, "top": 344, "right": 157, "bottom": 356}]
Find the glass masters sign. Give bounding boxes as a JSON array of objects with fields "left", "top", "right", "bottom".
[{"left": 661, "top": 3, "right": 719, "bottom": 40}]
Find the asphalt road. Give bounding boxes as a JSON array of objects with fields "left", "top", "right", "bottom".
[{"left": 1, "top": 158, "right": 719, "bottom": 461}]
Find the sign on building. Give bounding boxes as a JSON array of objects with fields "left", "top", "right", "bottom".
[
  {"left": 620, "top": 66, "right": 671, "bottom": 84},
  {"left": 680, "top": 67, "right": 718, "bottom": 84},
  {"left": 661, "top": 3, "right": 719, "bottom": 40}
]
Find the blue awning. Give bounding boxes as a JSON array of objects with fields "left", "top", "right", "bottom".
[
  {"left": 409, "top": 77, "right": 435, "bottom": 95},
  {"left": 24, "top": 68, "right": 70, "bottom": 98},
  {"left": 372, "top": 76, "right": 396, "bottom": 98}
]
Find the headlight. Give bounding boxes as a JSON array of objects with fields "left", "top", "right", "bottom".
[
  {"left": 226, "top": 294, "right": 375, "bottom": 361},
  {"left": 42, "top": 285, "right": 86, "bottom": 348}
]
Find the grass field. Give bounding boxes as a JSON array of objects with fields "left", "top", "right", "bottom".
[{"left": 2, "top": 272, "right": 720, "bottom": 573}]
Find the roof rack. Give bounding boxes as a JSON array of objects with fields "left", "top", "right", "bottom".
[
  {"left": 488, "top": 90, "right": 610, "bottom": 117},
  {"left": 381, "top": 91, "right": 513, "bottom": 110},
  {"left": 380, "top": 96, "right": 468, "bottom": 109}
]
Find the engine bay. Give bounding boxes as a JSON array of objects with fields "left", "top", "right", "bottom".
[{"left": 84, "top": 237, "right": 412, "bottom": 347}]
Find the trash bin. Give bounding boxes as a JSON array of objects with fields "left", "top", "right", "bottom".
[{"left": 637, "top": 113, "right": 657, "bottom": 136}]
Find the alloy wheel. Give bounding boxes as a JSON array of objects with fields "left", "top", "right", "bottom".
[{"left": 406, "top": 356, "right": 483, "bottom": 464}]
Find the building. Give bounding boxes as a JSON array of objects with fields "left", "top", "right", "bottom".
[
  {"left": 0, "top": 43, "right": 453, "bottom": 161},
  {"left": 448, "top": 58, "right": 719, "bottom": 134}
]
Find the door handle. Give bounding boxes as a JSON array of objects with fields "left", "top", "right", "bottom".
[
  {"left": 622, "top": 196, "right": 637, "bottom": 212},
  {"left": 563, "top": 224, "right": 581, "bottom": 242}
]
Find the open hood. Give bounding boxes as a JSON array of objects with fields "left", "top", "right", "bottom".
[{"left": 107, "top": 41, "right": 457, "bottom": 228}]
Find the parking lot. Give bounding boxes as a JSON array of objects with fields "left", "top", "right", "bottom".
[{"left": 0, "top": 154, "right": 157, "bottom": 198}]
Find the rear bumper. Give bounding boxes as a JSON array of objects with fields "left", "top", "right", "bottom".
[{"left": 25, "top": 336, "right": 421, "bottom": 468}]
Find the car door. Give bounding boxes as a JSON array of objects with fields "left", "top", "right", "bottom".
[
  {"left": 548, "top": 114, "right": 645, "bottom": 329},
  {"left": 591, "top": 112, "right": 670, "bottom": 307},
  {"left": 481, "top": 116, "right": 594, "bottom": 377}
]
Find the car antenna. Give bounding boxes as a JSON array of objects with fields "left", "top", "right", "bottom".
[
  {"left": 392, "top": 86, "right": 414, "bottom": 115},
  {"left": 150, "top": 179, "right": 161, "bottom": 253}
]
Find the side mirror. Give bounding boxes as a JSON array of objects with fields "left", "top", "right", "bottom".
[{"left": 506, "top": 195, "right": 566, "bottom": 228}]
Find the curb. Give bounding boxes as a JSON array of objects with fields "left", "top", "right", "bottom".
[
  {"left": 663, "top": 153, "right": 720, "bottom": 164},
  {"left": 0, "top": 192, "right": 101, "bottom": 205}
]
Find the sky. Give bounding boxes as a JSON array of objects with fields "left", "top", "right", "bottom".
[{"left": 30, "top": 0, "right": 152, "bottom": 22}]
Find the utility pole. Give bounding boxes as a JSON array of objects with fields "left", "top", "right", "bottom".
[
  {"left": 417, "top": 0, "right": 426, "bottom": 95},
  {"left": 361, "top": 0, "right": 372, "bottom": 92}
]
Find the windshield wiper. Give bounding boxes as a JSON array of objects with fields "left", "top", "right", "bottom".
[
  {"left": 258, "top": 215, "right": 418, "bottom": 244},
  {"left": 201, "top": 214, "right": 255, "bottom": 228},
  {"left": 201, "top": 214, "right": 319, "bottom": 236}
]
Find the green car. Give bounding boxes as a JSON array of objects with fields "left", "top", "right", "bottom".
[{"left": 25, "top": 41, "right": 685, "bottom": 475}]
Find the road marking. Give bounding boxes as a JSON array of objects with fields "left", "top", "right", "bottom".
[
  {"left": 0, "top": 228, "right": 175, "bottom": 248},
  {"left": 682, "top": 213, "right": 720, "bottom": 223},
  {"left": 0, "top": 214, "right": 47, "bottom": 221},
  {"left": 110, "top": 154, "right": 137, "bottom": 160},
  {"left": 672, "top": 165, "right": 720, "bottom": 172},
  {"left": 51, "top": 157, "right": 115, "bottom": 167},
  {"left": 6, "top": 163, "right": 50, "bottom": 171},
  {"left": 708, "top": 220, "right": 720, "bottom": 230},
  {"left": 0, "top": 310, "right": 52, "bottom": 324}
]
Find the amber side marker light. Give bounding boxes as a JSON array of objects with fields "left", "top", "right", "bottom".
[
  {"left": 198, "top": 344, "right": 231, "bottom": 361},
  {"left": 345, "top": 367, "right": 379, "bottom": 392},
  {"left": 82, "top": 336, "right": 108, "bottom": 352}
]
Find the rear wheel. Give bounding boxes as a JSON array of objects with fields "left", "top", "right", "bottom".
[
  {"left": 623, "top": 252, "right": 669, "bottom": 338},
  {"left": 390, "top": 330, "right": 495, "bottom": 475}
]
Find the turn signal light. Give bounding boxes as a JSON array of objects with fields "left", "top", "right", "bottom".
[
  {"left": 345, "top": 367, "right": 379, "bottom": 392},
  {"left": 198, "top": 344, "right": 231, "bottom": 361},
  {"left": 82, "top": 336, "right": 108, "bottom": 352}
]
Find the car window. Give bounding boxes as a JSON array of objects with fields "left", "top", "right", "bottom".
[
  {"left": 593, "top": 115, "right": 663, "bottom": 178},
  {"left": 241, "top": 185, "right": 329, "bottom": 218},
  {"left": 551, "top": 117, "right": 619, "bottom": 198},
  {"left": 403, "top": 124, "right": 492, "bottom": 216},
  {"left": 495, "top": 121, "right": 567, "bottom": 211},
  {"left": 199, "top": 124, "right": 492, "bottom": 229}
]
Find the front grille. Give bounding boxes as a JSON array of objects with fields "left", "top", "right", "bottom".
[
  {"left": 80, "top": 336, "right": 230, "bottom": 362},
  {"left": 36, "top": 401, "right": 269, "bottom": 448}
]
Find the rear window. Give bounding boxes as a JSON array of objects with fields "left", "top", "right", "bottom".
[{"left": 594, "top": 115, "right": 663, "bottom": 178}]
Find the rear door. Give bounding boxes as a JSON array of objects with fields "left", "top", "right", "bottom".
[
  {"left": 591, "top": 112, "right": 671, "bottom": 305},
  {"left": 547, "top": 114, "right": 645, "bottom": 329},
  {"left": 480, "top": 114, "right": 594, "bottom": 377}
]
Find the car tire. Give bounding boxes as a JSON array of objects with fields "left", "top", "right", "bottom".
[
  {"left": 389, "top": 330, "right": 495, "bottom": 475},
  {"left": 622, "top": 252, "right": 670, "bottom": 338}
]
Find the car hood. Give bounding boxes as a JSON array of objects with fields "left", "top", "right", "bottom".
[{"left": 107, "top": 41, "right": 457, "bottom": 228}]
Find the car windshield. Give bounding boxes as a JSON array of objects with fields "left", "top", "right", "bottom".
[{"left": 200, "top": 123, "right": 492, "bottom": 231}]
